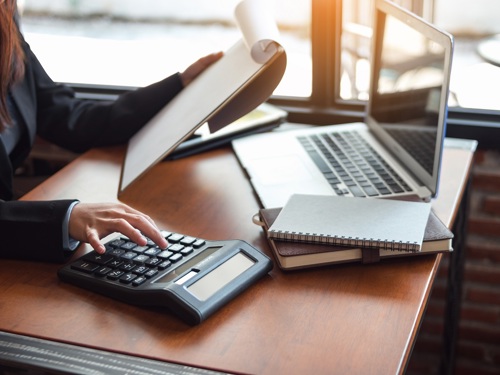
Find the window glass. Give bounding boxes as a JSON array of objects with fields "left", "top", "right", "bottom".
[
  {"left": 340, "top": 0, "right": 373, "bottom": 101},
  {"left": 19, "top": 0, "right": 312, "bottom": 97},
  {"left": 340, "top": 0, "right": 500, "bottom": 112},
  {"left": 434, "top": 0, "right": 500, "bottom": 111}
]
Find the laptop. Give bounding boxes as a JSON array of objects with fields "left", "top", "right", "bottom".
[{"left": 232, "top": 0, "right": 454, "bottom": 209}]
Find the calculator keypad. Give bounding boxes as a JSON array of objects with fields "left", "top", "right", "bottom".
[{"left": 70, "top": 231, "right": 206, "bottom": 287}]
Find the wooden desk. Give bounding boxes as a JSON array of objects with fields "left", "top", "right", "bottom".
[{"left": 0, "top": 140, "right": 475, "bottom": 375}]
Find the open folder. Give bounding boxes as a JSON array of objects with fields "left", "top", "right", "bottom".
[{"left": 119, "top": 0, "right": 287, "bottom": 196}]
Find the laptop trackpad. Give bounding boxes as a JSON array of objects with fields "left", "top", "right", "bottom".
[{"left": 246, "top": 155, "right": 313, "bottom": 186}]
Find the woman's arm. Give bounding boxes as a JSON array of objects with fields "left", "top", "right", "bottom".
[
  {"left": 0, "top": 199, "right": 78, "bottom": 262},
  {"left": 0, "top": 199, "right": 168, "bottom": 262},
  {"left": 25, "top": 40, "right": 221, "bottom": 153}
]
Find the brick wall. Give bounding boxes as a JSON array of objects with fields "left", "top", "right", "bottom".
[{"left": 408, "top": 149, "right": 500, "bottom": 375}]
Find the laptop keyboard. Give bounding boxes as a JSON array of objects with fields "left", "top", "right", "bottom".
[
  {"left": 384, "top": 128, "right": 436, "bottom": 175},
  {"left": 297, "top": 130, "right": 412, "bottom": 198}
]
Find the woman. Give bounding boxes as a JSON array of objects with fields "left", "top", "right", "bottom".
[{"left": 0, "top": 0, "right": 222, "bottom": 262}]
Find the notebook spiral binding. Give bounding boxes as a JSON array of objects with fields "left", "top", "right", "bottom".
[{"left": 268, "top": 230, "right": 420, "bottom": 252}]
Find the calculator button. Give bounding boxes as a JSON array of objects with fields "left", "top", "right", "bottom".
[
  {"left": 71, "top": 260, "right": 99, "bottom": 274},
  {"left": 119, "top": 273, "right": 137, "bottom": 284},
  {"left": 120, "top": 251, "right": 137, "bottom": 260},
  {"left": 169, "top": 253, "right": 183, "bottom": 263},
  {"left": 104, "top": 244, "right": 116, "bottom": 252},
  {"left": 120, "top": 262, "right": 136, "bottom": 272},
  {"left": 120, "top": 241, "right": 137, "bottom": 251},
  {"left": 157, "top": 250, "right": 174, "bottom": 259},
  {"left": 107, "top": 270, "right": 124, "bottom": 280},
  {"left": 145, "top": 248, "right": 161, "bottom": 257},
  {"left": 95, "top": 266, "right": 112, "bottom": 277},
  {"left": 82, "top": 253, "right": 113, "bottom": 265},
  {"left": 133, "top": 266, "right": 149, "bottom": 275},
  {"left": 161, "top": 230, "right": 172, "bottom": 239},
  {"left": 167, "top": 233, "right": 184, "bottom": 243},
  {"left": 107, "top": 248, "right": 125, "bottom": 257},
  {"left": 133, "top": 254, "right": 150, "bottom": 264},
  {"left": 132, "top": 276, "right": 147, "bottom": 286},
  {"left": 108, "top": 259, "right": 123, "bottom": 268},
  {"left": 193, "top": 239, "right": 206, "bottom": 248},
  {"left": 180, "top": 236, "right": 196, "bottom": 246},
  {"left": 144, "top": 269, "right": 159, "bottom": 278},
  {"left": 158, "top": 260, "right": 172, "bottom": 270},
  {"left": 146, "top": 258, "right": 161, "bottom": 267},
  {"left": 180, "top": 247, "right": 193, "bottom": 256},
  {"left": 108, "top": 239, "right": 125, "bottom": 248},
  {"left": 133, "top": 245, "right": 149, "bottom": 254},
  {"left": 168, "top": 244, "right": 184, "bottom": 253}
]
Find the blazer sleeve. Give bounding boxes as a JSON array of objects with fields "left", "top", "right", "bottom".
[
  {"left": 23, "top": 40, "right": 185, "bottom": 153},
  {"left": 0, "top": 199, "right": 78, "bottom": 263}
]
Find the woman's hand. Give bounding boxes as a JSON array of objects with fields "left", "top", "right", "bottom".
[
  {"left": 69, "top": 202, "right": 168, "bottom": 254},
  {"left": 180, "top": 51, "right": 223, "bottom": 87}
]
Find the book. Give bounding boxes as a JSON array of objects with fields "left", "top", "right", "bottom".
[
  {"left": 267, "top": 194, "right": 432, "bottom": 252},
  {"left": 256, "top": 206, "right": 454, "bottom": 270}
]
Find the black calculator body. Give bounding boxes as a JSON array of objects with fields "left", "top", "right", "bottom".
[{"left": 58, "top": 231, "right": 272, "bottom": 325}]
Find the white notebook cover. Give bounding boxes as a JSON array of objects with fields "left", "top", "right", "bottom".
[{"left": 267, "top": 194, "right": 432, "bottom": 252}]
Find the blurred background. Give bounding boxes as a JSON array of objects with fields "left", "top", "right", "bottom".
[{"left": 18, "top": 0, "right": 500, "bottom": 111}]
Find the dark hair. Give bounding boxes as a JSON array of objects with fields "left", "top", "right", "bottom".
[{"left": 0, "top": 0, "right": 25, "bottom": 131}]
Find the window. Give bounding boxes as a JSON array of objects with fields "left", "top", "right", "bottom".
[
  {"left": 337, "top": 0, "right": 500, "bottom": 148},
  {"left": 19, "top": 0, "right": 312, "bottom": 97},
  {"left": 19, "top": 0, "right": 500, "bottom": 148},
  {"left": 340, "top": 0, "right": 500, "bottom": 113}
]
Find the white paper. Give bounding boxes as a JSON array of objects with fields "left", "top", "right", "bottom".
[
  {"left": 119, "top": 0, "right": 286, "bottom": 194},
  {"left": 235, "top": 0, "right": 281, "bottom": 64}
]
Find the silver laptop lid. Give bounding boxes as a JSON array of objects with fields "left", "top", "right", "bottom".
[{"left": 365, "top": 0, "right": 454, "bottom": 198}]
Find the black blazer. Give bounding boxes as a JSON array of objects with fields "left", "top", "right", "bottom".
[{"left": 0, "top": 34, "right": 184, "bottom": 262}]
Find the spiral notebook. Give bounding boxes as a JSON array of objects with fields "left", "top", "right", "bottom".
[
  {"left": 267, "top": 194, "right": 432, "bottom": 252},
  {"left": 257, "top": 205, "right": 453, "bottom": 270}
]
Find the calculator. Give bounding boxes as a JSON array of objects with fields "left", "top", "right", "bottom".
[{"left": 58, "top": 230, "right": 273, "bottom": 325}]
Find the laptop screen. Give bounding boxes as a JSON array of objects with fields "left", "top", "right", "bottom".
[{"left": 366, "top": 0, "right": 453, "bottom": 197}]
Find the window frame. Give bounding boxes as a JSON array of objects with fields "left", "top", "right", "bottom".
[
  {"left": 270, "top": 0, "right": 366, "bottom": 125},
  {"left": 69, "top": 0, "right": 500, "bottom": 150}
]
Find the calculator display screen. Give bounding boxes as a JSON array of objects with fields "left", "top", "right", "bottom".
[{"left": 187, "top": 252, "right": 255, "bottom": 301}]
